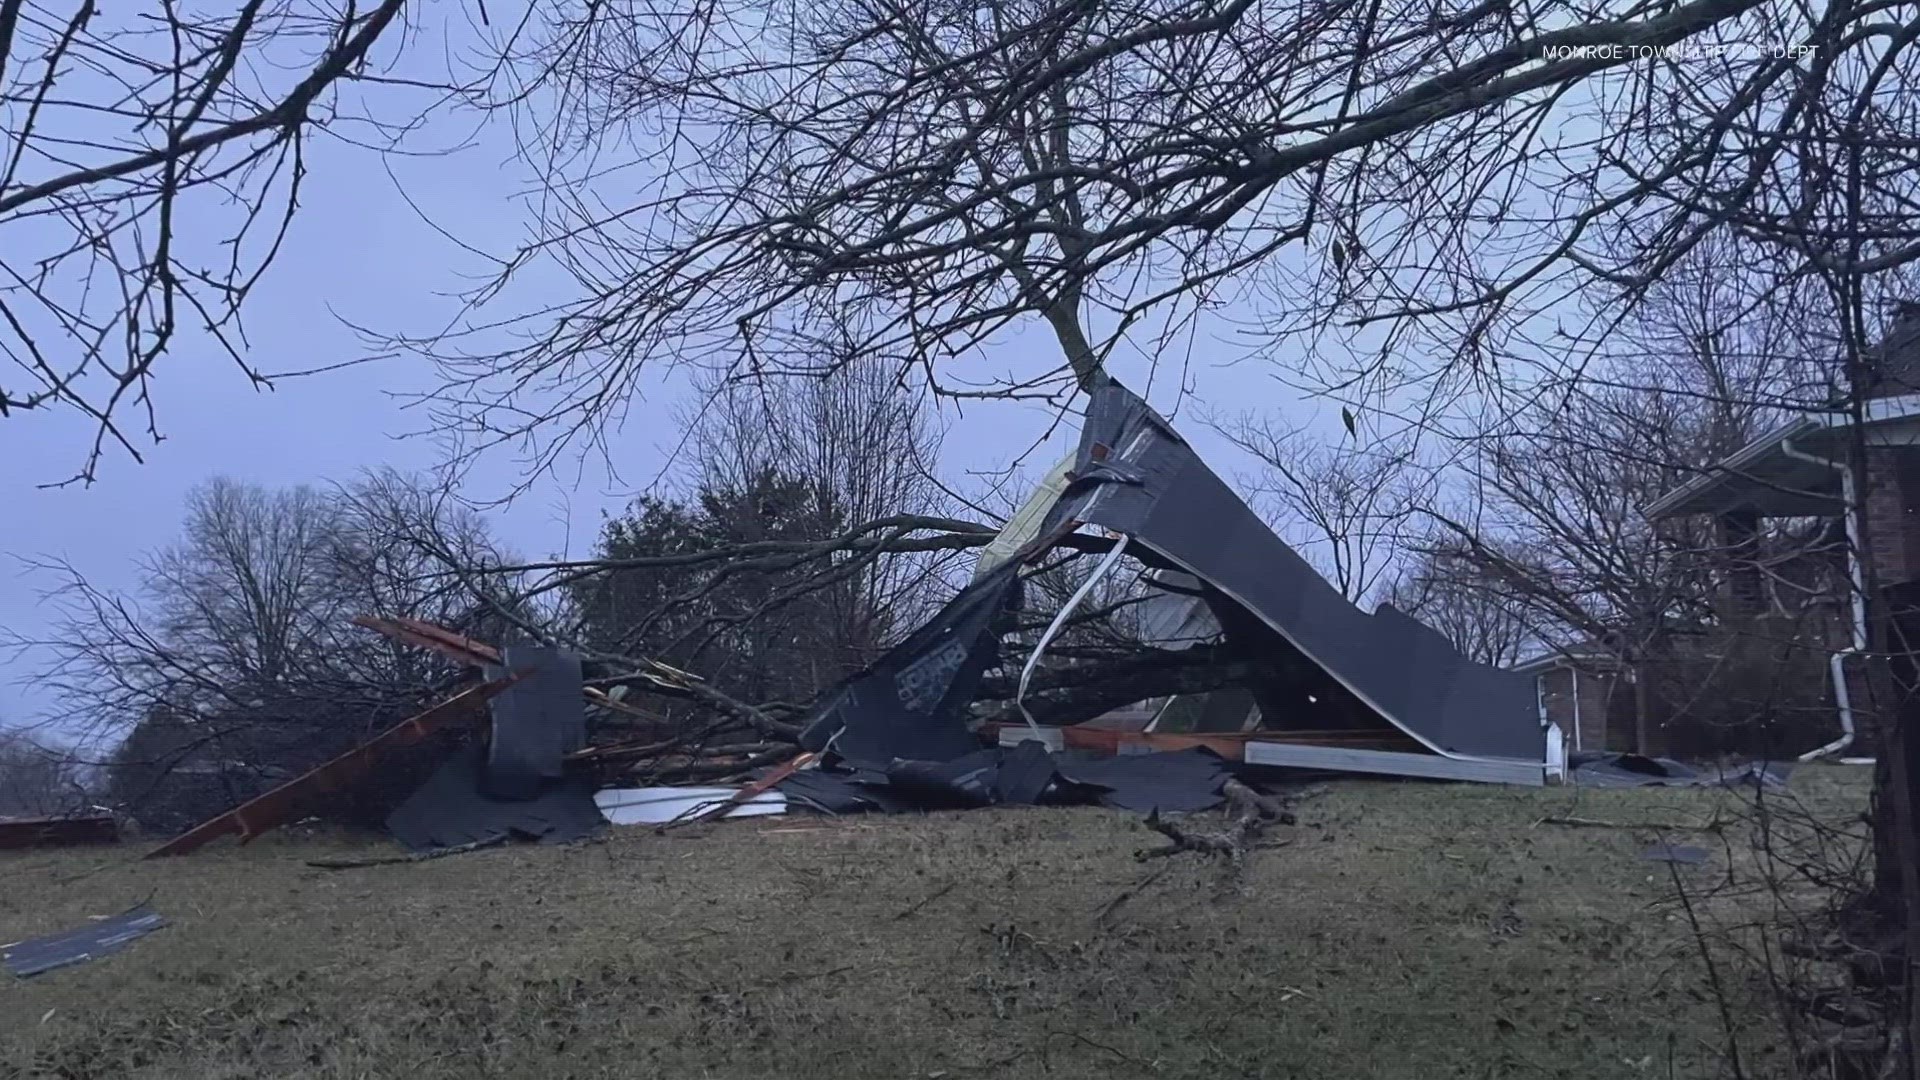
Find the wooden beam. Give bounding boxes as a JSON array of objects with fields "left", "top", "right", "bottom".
[
  {"left": 143, "top": 675, "right": 522, "bottom": 859},
  {"left": 689, "top": 752, "right": 815, "bottom": 824},
  {"left": 353, "top": 615, "right": 500, "bottom": 667},
  {"left": 354, "top": 615, "right": 669, "bottom": 725}
]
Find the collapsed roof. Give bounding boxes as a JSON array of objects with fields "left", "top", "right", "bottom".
[
  {"left": 803, "top": 376, "right": 1546, "bottom": 767},
  {"left": 1051, "top": 378, "right": 1543, "bottom": 761},
  {"left": 147, "top": 380, "right": 1554, "bottom": 858}
]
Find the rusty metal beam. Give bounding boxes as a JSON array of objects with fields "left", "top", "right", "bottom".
[{"left": 143, "top": 675, "right": 522, "bottom": 859}]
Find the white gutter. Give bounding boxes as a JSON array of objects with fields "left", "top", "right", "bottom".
[
  {"left": 1642, "top": 417, "right": 1820, "bottom": 518},
  {"left": 1780, "top": 438, "right": 1864, "bottom": 761}
]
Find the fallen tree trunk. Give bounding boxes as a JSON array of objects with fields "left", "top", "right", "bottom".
[
  {"left": 593, "top": 640, "right": 1274, "bottom": 735},
  {"left": 973, "top": 647, "right": 1283, "bottom": 728},
  {"left": 576, "top": 644, "right": 1279, "bottom": 778}
]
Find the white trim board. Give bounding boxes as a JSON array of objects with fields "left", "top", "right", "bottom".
[
  {"left": 594, "top": 786, "right": 786, "bottom": 825},
  {"left": 1243, "top": 741, "right": 1547, "bottom": 786}
]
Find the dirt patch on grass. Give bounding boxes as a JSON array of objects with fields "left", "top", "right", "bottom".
[{"left": 0, "top": 769, "right": 1868, "bottom": 1078}]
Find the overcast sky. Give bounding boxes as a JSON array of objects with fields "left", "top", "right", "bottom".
[
  {"left": 0, "top": 145, "right": 1314, "bottom": 732},
  {"left": 0, "top": 17, "right": 1329, "bottom": 735}
]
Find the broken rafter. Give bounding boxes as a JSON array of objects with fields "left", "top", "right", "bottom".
[
  {"left": 353, "top": 614, "right": 681, "bottom": 727},
  {"left": 352, "top": 614, "right": 500, "bottom": 667},
  {"left": 675, "top": 751, "right": 819, "bottom": 827}
]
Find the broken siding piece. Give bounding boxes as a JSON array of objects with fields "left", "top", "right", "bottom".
[
  {"left": 3, "top": 906, "right": 168, "bottom": 978},
  {"left": 594, "top": 787, "right": 787, "bottom": 826}
]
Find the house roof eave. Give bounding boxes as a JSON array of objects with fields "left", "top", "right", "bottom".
[
  {"left": 1640, "top": 416, "right": 1822, "bottom": 520},
  {"left": 1644, "top": 393, "right": 1920, "bottom": 520}
]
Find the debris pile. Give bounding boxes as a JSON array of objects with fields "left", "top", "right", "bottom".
[
  {"left": 143, "top": 607, "right": 1236, "bottom": 859},
  {"left": 138, "top": 377, "right": 1580, "bottom": 859}
]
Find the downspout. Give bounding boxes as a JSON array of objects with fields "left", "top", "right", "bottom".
[
  {"left": 1534, "top": 669, "right": 1564, "bottom": 783},
  {"left": 1781, "top": 438, "right": 1864, "bottom": 760},
  {"left": 1571, "top": 667, "right": 1584, "bottom": 752}
]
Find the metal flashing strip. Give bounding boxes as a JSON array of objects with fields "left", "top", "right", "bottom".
[
  {"left": 1015, "top": 534, "right": 1132, "bottom": 740},
  {"left": 1243, "top": 740, "right": 1547, "bottom": 786}
]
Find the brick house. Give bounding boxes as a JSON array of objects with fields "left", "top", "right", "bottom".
[
  {"left": 1606, "top": 303, "right": 1920, "bottom": 758},
  {"left": 1513, "top": 647, "right": 1631, "bottom": 753},
  {"left": 1509, "top": 507, "right": 1849, "bottom": 756}
]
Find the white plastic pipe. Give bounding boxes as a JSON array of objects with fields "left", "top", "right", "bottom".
[
  {"left": 1805, "top": 650, "right": 1860, "bottom": 762},
  {"left": 1780, "top": 438, "right": 1864, "bottom": 761},
  {"left": 1015, "top": 534, "right": 1132, "bottom": 741}
]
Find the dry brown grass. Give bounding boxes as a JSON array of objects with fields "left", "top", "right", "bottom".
[{"left": 0, "top": 766, "right": 1872, "bottom": 1079}]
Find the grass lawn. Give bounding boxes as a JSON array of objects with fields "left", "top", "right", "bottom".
[{"left": 0, "top": 766, "right": 1871, "bottom": 1079}]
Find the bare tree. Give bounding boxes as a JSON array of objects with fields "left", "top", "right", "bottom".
[
  {"left": 9, "top": 470, "right": 525, "bottom": 826},
  {"left": 368, "top": 0, "right": 1918, "bottom": 471},
  {"left": 1383, "top": 553, "right": 1531, "bottom": 668},
  {"left": 325, "top": 466, "right": 551, "bottom": 666},
  {"left": 1412, "top": 254, "right": 1846, "bottom": 752},
  {"left": 0, "top": 729, "right": 86, "bottom": 817},
  {"left": 1422, "top": 399, "right": 1780, "bottom": 749},
  {"left": 681, "top": 357, "right": 960, "bottom": 623},
  {"left": 19, "top": 478, "right": 347, "bottom": 744},
  {"left": 6, "top": 0, "right": 1916, "bottom": 499},
  {"left": 149, "top": 479, "right": 340, "bottom": 690},
  {"left": 1208, "top": 413, "right": 1432, "bottom": 603},
  {"left": 0, "top": 0, "right": 416, "bottom": 484},
  {"left": 0, "top": 0, "right": 1911, "bottom": 493}
]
